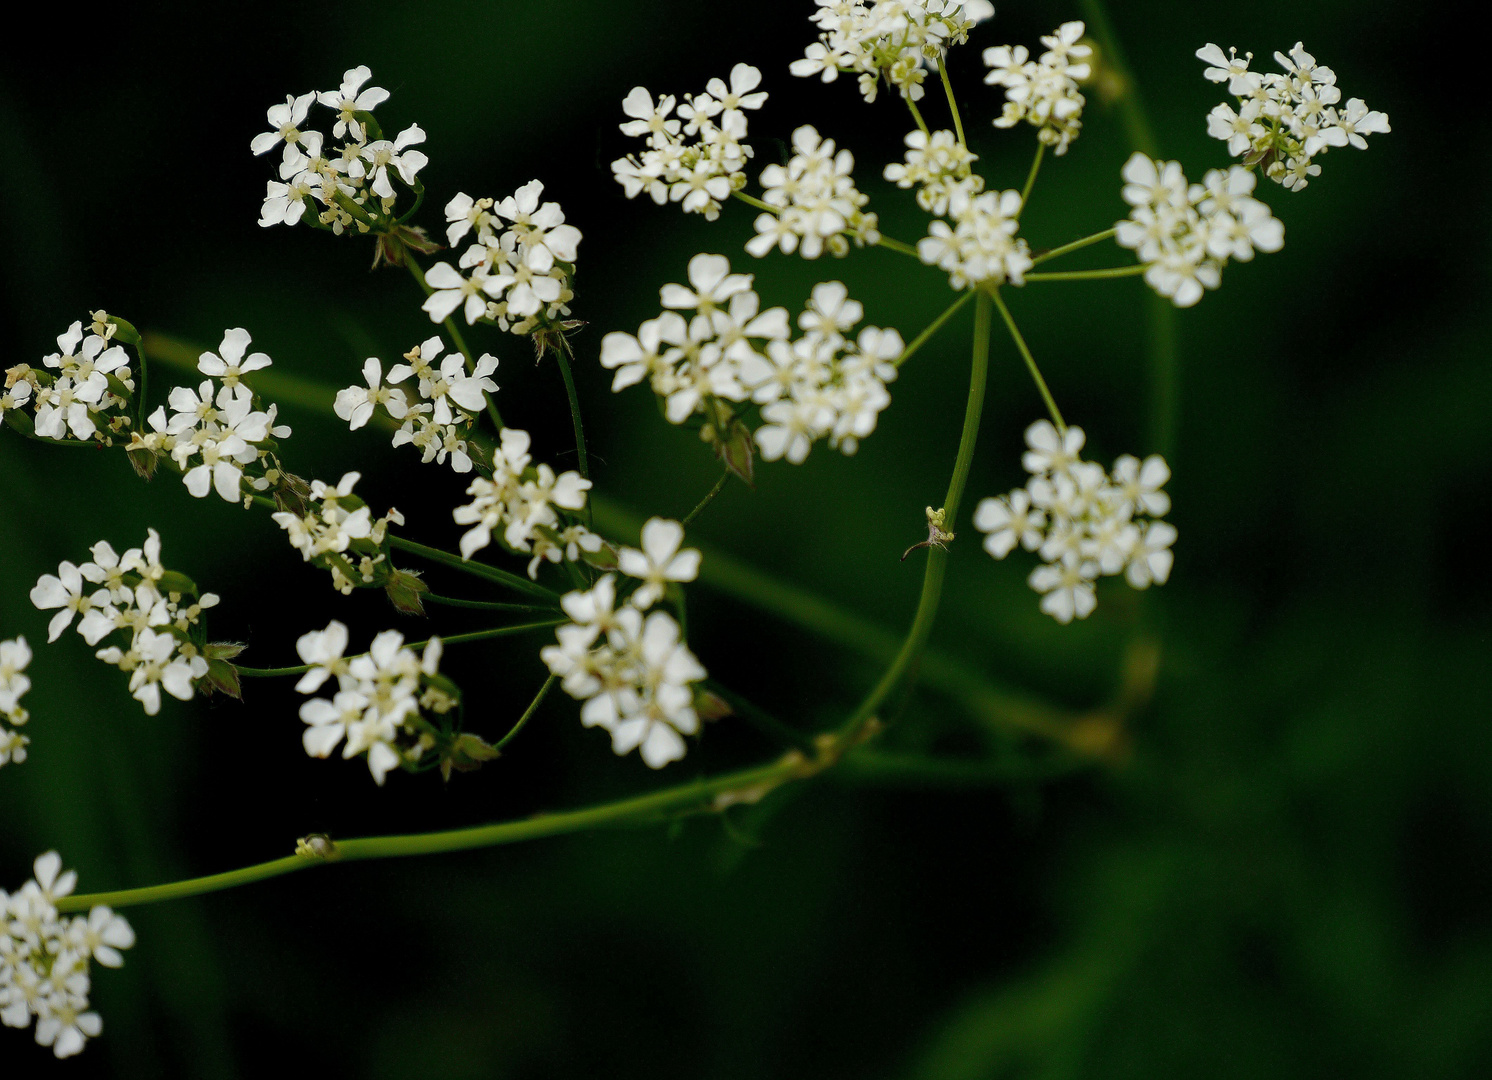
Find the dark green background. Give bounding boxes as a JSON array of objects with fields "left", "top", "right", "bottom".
[{"left": 3, "top": 1, "right": 1488, "bottom": 1076}]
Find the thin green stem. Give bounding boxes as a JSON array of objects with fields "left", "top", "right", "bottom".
[
  {"left": 492, "top": 674, "right": 557, "bottom": 753},
  {"left": 234, "top": 619, "right": 567, "bottom": 678},
  {"left": 895, "top": 289, "right": 975, "bottom": 369},
  {"left": 938, "top": 59, "right": 965, "bottom": 147},
  {"left": 906, "top": 95, "right": 931, "bottom": 136},
  {"left": 681, "top": 471, "right": 730, "bottom": 528},
  {"left": 388, "top": 536, "right": 561, "bottom": 603},
  {"left": 1031, "top": 227, "right": 1118, "bottom": 266},
  {"left": 1025, "top": 265, "right": 1145, "bottom": 283},
  {"left": 404, "top": 254, "right": 506, "bottom": 432},
  {"left": 733, "top": 191, "right": 775, "bottom": 214},
  {"left": 1019, "top": 142, "right": 1046, "bottom": 213},
  {"left": 423, "top": 594, "right": 557, "bottom": 615},
  {"left": 844, "top": 290, "right": 991, "bottom": 728},
  {"left": 990, "top": 288, "right": 1065, "bottom": 433},
  {"left": 874, "top": 234, "right": 921, "bottom": 258},
  {"left": 551, "top": 337, "right": 591, "bottom": 527},
  {"left": 704, "top": 681, "right": 816, "bottom": 754}
]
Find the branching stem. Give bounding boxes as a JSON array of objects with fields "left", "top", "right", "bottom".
[{"left": 990, "top": 288, "right": 1065, "bottom": 433}]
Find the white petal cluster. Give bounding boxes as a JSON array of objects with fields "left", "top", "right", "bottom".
[
  {"left": 294, "top": 621, "right": 456, "bottom": 785},
  {"left": 611, "top": 64, "right": 767, "bottom": 222},
  {"left": 335, "top": 336, "right": 497, "bottom": 474},
  {"left": 983, "top": 21, "right": 1092, "bottom": 155},
  {"left": 29, "top": 530, "right": 216, "bottom": 715},
  {"left": 1115, "top": 152, "right": 1285, "bottom": 308},
  {"left": 452, "top": 428, "right": 598, "bottom": 577},
  {"left": 541, "top": 519, "right": 707, "bottom": 768},
  {"left": 974, "top": 420, "right": 1176, "bottom": 624},
  {"left": 917, "top": 185, "right": 1033, "bottom": 290},
  {"left": 425, "top": 180, "right": 581, "bottom": 335},
  {"left": 2, "top": 852, "right": 135, "bottom": 1058},
  {"left": 600, "top": 254, "right": 903, "bottom": 464},
  {"left": 4, "top": 317, "right": 133, "bottom": 446},
  {"left": 134, "top": 329, "right": 291, "bottom": 504},
  {"left": 747, "top": 125, "right": 879, "bottom": 259},
  {"left": 790, "top": 0, "right": 994, "bottom": 103},
  {"left": 1198, "top": 42, "right": 1390, "bottom": 191},
  {"left": 252, "top": 65, "right": 428, "bottom": 232},
  {"left": 0, "top": 637, "right": 31, "bottom": 767},
  {"left": 272, "top": 472, "right": 405, "bottom": 595},
  {"left": 884, "top": 129, "right": 982, "bottom": 215}
]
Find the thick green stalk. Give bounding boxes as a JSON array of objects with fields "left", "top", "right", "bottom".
[
  {"left": 844, "top": 290, "right": 991, "bottom": 728},
  {"left": 990, "top": 288, "right": 1066, "bottom": 433}
]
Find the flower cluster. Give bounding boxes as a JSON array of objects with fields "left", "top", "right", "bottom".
[
  {"left": 611, "top": 64, "right": 767, "bottom": 223},
  {"left": 29, "top": 531, "right": 218, "bottom": 715},
  {"left": 452, "top": 428, "right": 598, "bottom": 577},
  {"left": 2, "top": 852, "right": 135, "bottom": 1058},
  {"left": 294, "top": 622, "right": 458, "bottom": 785},
  {"left": 790, "top": 0, "right": 994, "bottom": 103},
  {"left": 983, "top": 21, "right": 1092, "bottom": 155},
  {"left": 918, "top": 184, "right": 1032, "bottom": 290},
  {"left": 129, "top": 329, "right": 291, "bottom": 504},
  {"left": 747, "top": 125, "right": 879, "bottom": 259},
  {"left": 541, "top": 519, "right": 706, "bottom": 768},
  {"left": 974, "top": 421, "right": 1176, "bottom": 624},
  {"left": 253, "top": 65, "right": 428, "bottom": 233},
  {"left": 272, "top": 473, "right": 405, "bottom": 595},
  {"left": 1198, "top": 42, "right": 1390, "bottom": 191},
  {"left": 1115, "top": 152, "right": 1285, "bottom": 307},
  {"left": 1, "top": 637, "right": 30, "bottom": 767},
  {"left": 424, "top": 180, "right": 582, "bottom": 336},
  {"left": 335, "top": 336, "right": 497, "bottom": 474},
  {"left": 884, "top": 128, "right": 982, "bottom": 215},
  {"left": 600, "top": 254, "right": 903, "bottom": 466},
  {"left": 3, "top": 316, "right": 134, "bottom": 447}
]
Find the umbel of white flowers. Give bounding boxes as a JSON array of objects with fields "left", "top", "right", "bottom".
[
  {"left": 0, "top": 636, "right": 31, "bottom": 767},
  {"left": 1, "top": 852, "right": 136, "bottom": 1059}
]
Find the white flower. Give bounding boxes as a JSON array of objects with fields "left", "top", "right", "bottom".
[
  {"left": 421, "top": 261, "right": 506, "bottom": 325},
  {"left": 984, "top": 22, "right": 1092, "bottom": 155},
  {"left": 250, "top": 92, "right": 316, "bottom": 161},
  {"left": 196, "top": 328, "right": 272, "bottom": 387},
  {"left": 747, "top": 125, "right": 877, "bottom": 260},
  {"left": 918, "top": 187, "right": 1032, "bottom": 290},
  {"left": 1028, "top": 557, "right": 1099, "bottom": 624},
  {"left": 1126, "top": 521, "right": 1177, "bottom": 589},
  {"left": 351, "top": 123, "right": 428, "bottom": 200},
  {"left": 334, "top": 358, "right": 410, "bottom": 429},
  {"left": 618, "top": 518, "right": 701, "bottom": 610},
  {"left": 973, "top": 490, "right": 1047, "bottom": 558},
  {"left": 318, "top": 64, "right": 389, "bottom": 140},
  {"left": 30, "top": 562, "right": 108, "bottom": 643}
]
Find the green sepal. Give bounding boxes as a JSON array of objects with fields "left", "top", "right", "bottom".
[
  {"left": 201, "top": 657, "right": 243, "bottom": 701},
  {"left": 4, "top": 408, "right": 36, "bottom": 436},
  {"left": 385, "top": 568, "right": 429, "bottom": 616},
  {"left": 718, "top": 419, "right": 756, "bottom": 489},
  {"left": 437, "top": 732, "right": 501, "bottom": 782},
  {"left": 127, "top": 448, "right": 159, "bottom": 480},
  {"left": 104, "top": 317, "right": 141, "bottom": 346},
  {"left": 695, "top": 688, "right": 733, "bottom": 723},
  {"left": 156, "top": 570, "right": 199, "bottom": 597}
]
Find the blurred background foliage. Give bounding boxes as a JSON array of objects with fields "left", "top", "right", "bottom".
[{"left": 2, "top": 0, "right": 1489, "bottom": 1076}]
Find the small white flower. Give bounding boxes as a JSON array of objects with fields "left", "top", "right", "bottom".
[{"left": 618, "top": 518, "right": 701, "bottom": 609}]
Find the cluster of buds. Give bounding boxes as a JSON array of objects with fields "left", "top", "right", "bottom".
[
  {"left": 293, "top": 622, "right": 462, "bottom": 785},
  {"left": 3, "top": 314, "right": 137, "bottom": 449},
  {"left": 270, "top": 472, "right": 407, "bottom": 598},
  {"left": 28, "top": 530, "right": 231, "bottom": 715},
  {"left": 747, "top": 125, "right": 879, "bottom": 259},
  {"left": 974, "top": 421, "right": 1176, "bottom": 623},
  {"left": 1, "top": 853, "right": 135, "bottom": 1058},
  {"left": 611, "top": 64, "right": 768, "bottom": 222},
  {"left": 1198, "top": 42, "right": 1390, "bottom": 191},
  {"left": 335, "top": 335, "right": 497, "bottom": 475},
  {"left": 983, "top": 21, "right": 1093, "bottom": 155},
  {"left": 600, "top": 255, "right": 903, "bottom": 477},
  {"left": 790, "top": 0, "right": 994, "bottom": 103},
  {"left": 0, "top": 637, "right": 30, "bottom": 766},
  {"left": 427, "top": 180, "right": 582, "bottom": 338}
]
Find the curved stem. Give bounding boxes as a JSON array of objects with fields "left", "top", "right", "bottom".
[
  {"left": 388, "top": 535, "right": 561, "bottom": 603},
  {"left": 895, "top": 289, "right": 975, "bottom": 369},
  {"left": 681, "top": 471, "right": 730, "bottom": 528},
  {"left": 1025, "top": 265, "right": 1145, "bottom": 282},
  {"left": 492, "top": 674, "right": 557, "bottom": 752},
  {"left": 844, "top": 289, "right": 991, "bottom": 728},
  {"left": 1031, "top": 227, "right": 1118, "bottom": 266},
  {"left": 990, "top": 288, "right": 1066, "bottom": 433},
  {"left": 1019, "top": 142, "right": 1046, "bottom": 213},
  {"left": 938, "top": 59, "right": 966, "bottom": 147},
  {"left": 404, "top": 254, "right": 505, "bottom": 433},
  {"left": 234, "top": 619, "right": 567, "bottom": 678}
]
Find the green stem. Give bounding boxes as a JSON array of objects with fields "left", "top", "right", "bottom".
[
  {"left": 937, "top": 59, "right": 965, "bottom": 146},
  {"left": 895, "top": 289, "right": 975, "bottom": 369},
  {"left": 1031, "top": 227, "right": 1118, "bottom": 266},
  {"left": 388, "top": 535, "right": 561, "bottom": 603},
  {"left": 423, "top": 594, "right": 557, "bottom": 615},
  {"left": 1019, "top": 142, "right": 1046, "bottom": 213},
  {"left": 844, "top": 290, "right": 991, "bottom": 728},
  {"left": 704, "top": 680, "right": 816, "bottom": 754},
  {"left": 874, "top": 235, "right": 921, "bottom": 258},
  {"left": 906, "top": 95, "right": 931, "bottom": 136},
  {"left": 1025, "top": 265, "right": 1145, "bottom": 282},
  {"left": 551, "top": 336, "right": 591, "bottom": 528},
  {"left": 733, "top": 191, "right": 775, "bottom": 214},
  {"left": 990, "top": 288, "right": 1066, "bottom": 433},
  {"left": 234, "top": 619, "right": 567, "bottom": 678},
  {"left": 492, "top": 674, "right": 557, "bottom": 752},
  {"left": 681, "top": 471, "right": 730, "bottom": 528},
  {"left": 404, "top": 254, "right": 506, "bottom": 433}
]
